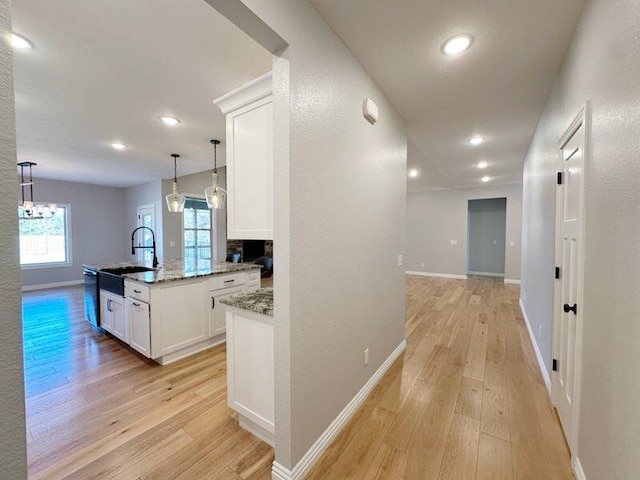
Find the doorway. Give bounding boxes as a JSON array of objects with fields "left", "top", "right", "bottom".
[
  {"left": 136, "top": 205, "right": 155, "bottom": 266},
  {"left": 467, "top": 198, "right": 507, "bottom": 277}
]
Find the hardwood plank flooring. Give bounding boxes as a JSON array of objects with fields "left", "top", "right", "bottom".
[
  {"left": 23, "top": 276, "right": 572, "bottom": 479},
  {"left": 22, "top": 286, "right": 272, "bottom": 479},
  {"left": 306, "top": 275, "right": 573, "bottom": 480}
]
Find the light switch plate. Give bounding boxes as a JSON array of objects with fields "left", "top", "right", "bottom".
[
  {"left": 450, "top": 240, "right": 458, "bottom": 246},
  {"left": 397, "top": 254, "right": 403, "bottom": 266}
]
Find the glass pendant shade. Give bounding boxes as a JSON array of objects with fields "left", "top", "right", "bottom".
[
  {"left": 22, "top": 200, "right": 34, "bottom": 216},
  {"left": 166, "top": 181, "right": 186, "bottom": 212},
  {"left": 205, "top": 172, "right": 226, "bottom": 209}
]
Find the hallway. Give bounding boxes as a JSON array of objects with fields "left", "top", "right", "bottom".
[{"left": 306, "top": 275, "right": 573, "bottom": 479}]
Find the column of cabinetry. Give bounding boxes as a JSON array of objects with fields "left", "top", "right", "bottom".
[{"left": 214, "top": 72, "right": 273, "bottom": 240}]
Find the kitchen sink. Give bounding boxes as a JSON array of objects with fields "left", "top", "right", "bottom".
[
  {"left": 99, "top": 266, "right": 156, "bottom": 296},
  {"left": 101, "top": 266, "right": 156, "bottom": 275}
]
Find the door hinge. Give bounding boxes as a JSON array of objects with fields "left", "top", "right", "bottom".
[
  {"left": 552, "top": 359, "right": 558, "bottom": 371},
  {"left": 555, "top": 266, "right": 561, "bottom": 279},
  {"left": 557, "top": 172, "right": 563, "bottom": 185}
]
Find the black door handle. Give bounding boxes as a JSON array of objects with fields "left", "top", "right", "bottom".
[{"left": 564, "top": 303, "right": 577, "bottom": 315}]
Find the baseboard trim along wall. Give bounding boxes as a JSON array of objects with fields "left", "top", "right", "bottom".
[
  {"left": 22, "top": 280, "right": 83, "bottom": 292},
  {"left": 573, "top": 457, "right": 587, "bottom": 480},
  {"left": 504, "top": 278, "right": 521, "bottom": 285},
  {"left": 271, "top": 339, "right": 408, "bottom": 480},
  {"left": 519, "top": 298, "right": 551, "bottom": 392},
  {"left": 467, "top": 271, "right": 504, "bottom": 278},
  {"left": 405, "top": 271, "right": 467, "bottom": 280}
]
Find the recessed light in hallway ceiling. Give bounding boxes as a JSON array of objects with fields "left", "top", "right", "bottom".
[
  {"left": 468, "top": 135, "right": 485, "bottom": 146},
  {"left": 408, "top": 168, "right": 419, "bottom": 178},
  {"left": 441, "top": 34, "right": 474, "bottom": 56},
  {"left": 110, "top": 142, "right": 127, "bottom": 151},
  {"left": 481, "top": 176, "right": 491, "bottom": 183},
  {"left": 477, "top": 160, "right": 488, "bottom": 169},
  {"left": 159, "top": 115, "right": 180, "bottom": 126},
  {"left": 11, "top": 33, "right": 34, "bottom": 50}
]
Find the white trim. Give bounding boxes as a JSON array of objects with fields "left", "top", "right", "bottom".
[
  {"left": 20, "top": 203, "right": 72, "bottom": 269},
  {"left": 504, "top": 278, "right": 521, "bottom": 285},
  {"left": 519, "top": 298, "right": 551, "bottom": 393},
  {"left": 22, "top": 279, "right": 83, "bottom": 292},
  {"left": 573, "top": 457, "right": 587, "bottom": 480},
  {"left": 467, "top": 271, "right": 505, "bottom": 278},
  {"left": 271, "top": 339, "right": 407, "bottom": 480},
  {"left": 213, "top": 71, "right": 272, "bottom": 114},
  {"left": 405, "top": 271, "right": 467, "bottom": 280}
]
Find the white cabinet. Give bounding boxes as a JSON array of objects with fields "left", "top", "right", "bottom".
[
  {"left": 127, "top": 298, "right": 150, "bottom": 357},
  {"left": 209, "top": 285, "right": 245, "bottom": 337},
  {"left": 214, "top": 72, "right": 273, "bottom": 240},
  {"left": 226, "top": 306, "right": 275, "bottom": 446},
  {"left": 100, "top": 290, "right": 126, "bottom": 342}
]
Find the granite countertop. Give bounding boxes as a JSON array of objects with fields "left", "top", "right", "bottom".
[
  {"left": 220, "top": 288, "right": 273, "bottom": 317},
  {"left": 83, "top": 259, "right": 261, "bottom": 285}
]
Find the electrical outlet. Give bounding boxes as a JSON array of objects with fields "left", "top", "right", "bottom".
[
  {"left": 169, "top": 241, "right": 176, "bottom": 247},
  {"left": 450, "top": 240, "right": 458, "bottom": 246},
  {"left": 397, "top": 255, "right": 403, "bottom": 267},
  {"left": 364, "top": 348, "right": 370, "bottom": 366},
  {"left": 509, "top": 241, "right": 515, "bottom": 247},
  {"left": 420, "top": 262, "right": 425, "bottom": 268},
  {"left": 538, "top": 324, "right": 543, "bottom": 340}
]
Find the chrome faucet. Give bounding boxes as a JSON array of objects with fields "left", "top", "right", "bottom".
[{"left": 131, "top": 226, "right": 159, "bottom": 268}]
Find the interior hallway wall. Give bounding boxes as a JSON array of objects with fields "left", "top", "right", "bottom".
[
  {"left": 520, "top": 0, "right": 640, "bottom": 477},
  {"left": 20, "top": 178, "right": 129, "bottom": 287},
  {"left": 406, "top": 183, "right": 522, "bottom": 281},
  {"left": 0, "top": 0, "right": 28, "bottom": 475}
]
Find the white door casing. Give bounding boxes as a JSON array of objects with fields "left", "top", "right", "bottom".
[
  {"left": 137, "top": 205, "right": 155, "bottom": 265},
  {"left": 552, "top": 102, "right": 589, "bottom": 458}
]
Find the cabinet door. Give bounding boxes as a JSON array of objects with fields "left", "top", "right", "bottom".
[
  {"left": 209, "top": 286, "right": 244, "bottom": 337},
  {"left": 99, "top": 291, "right": 113, "bottom": 333},
  {"left": 127, "top": 299, "right": 151, "bottom": 357},
  {"left": 109, "top": 296, "right": 127, "bottom": 342},
  {"left": 226, "top": 97, "right": 273, "bottom": 240}
]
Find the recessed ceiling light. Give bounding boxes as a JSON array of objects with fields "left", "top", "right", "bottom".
[
  {"left": 408, "top": 169, "right": 419, "bottom": 178},
  {"left": 111, "top": 142, "right": 127, "bottom": 151},
  {"left": 11, "top": 33, "right": 34, "bottom": 50},
  {"left": 441, "top": 34, "right": 474, "bottom": 56},
  {"left": 477, "top": 160, "right": 488, "bottom": 169},
  {"left": 481, "top": 176, "right": 491, "bottom": 183},
  {"left": 160, "top": 115, "right": 180, "bottom": 126},
  {"left": 469, "top": 135, "right": 485, "bottom": 146}
]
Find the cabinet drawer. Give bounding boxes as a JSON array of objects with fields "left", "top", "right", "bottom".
[
  {"left": 247, "top": 270, "right": 260, "bottom": 283},
  {"left": 208, "top": 273, "right": 246, "bottom": 292},
  {"left": 125, "top": 281, "right": 150, "bottom": 302}
]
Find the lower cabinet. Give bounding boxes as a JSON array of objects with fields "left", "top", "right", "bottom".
[
  {"left": 209, "top": 286, "right": 245, "bottom": 337},
  {"left": 100, "top": 290, "right": 126, "bottom": 342},
  {"left": 126, "top": 298, "right": 150, "bottom": 357}
]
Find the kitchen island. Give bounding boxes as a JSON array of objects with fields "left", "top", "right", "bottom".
[
  {"left": 220, "top": 288, "right": 275, "bottom": 445},
  {"left": 84, "top": 259, "right": 261, "bottom": 365}
]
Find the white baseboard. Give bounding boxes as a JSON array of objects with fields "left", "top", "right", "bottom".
[
  {"left": 467, "top": 271, "right": 504, "bottom": 278},
  {"left": 519, "top": 298, "right": 551, "bottom": 393},
  {"left": 22, "top": 279, "right": 83, "bottom": 292},
  {"left": 271, "top": 339, "right": 408, "bottom": 480},
  {"left": 573, "top": 457, "right": 586, "bottom": 480},
  {"left": 405, "top": 271, "right": 467, "bottom": 280},
  {"left": 504, "top": 278, "right": 521, "bottom": 285}
]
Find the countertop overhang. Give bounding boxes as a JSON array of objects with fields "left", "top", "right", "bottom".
[{"left": 220, "top": 287, "right": 273, "bottom": 316}]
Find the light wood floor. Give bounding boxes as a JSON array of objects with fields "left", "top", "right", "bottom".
[
  {"left": 307, "top": 275, "right": 574, "bottom": 480},
  {"left": 23, "top": 275, "right": 572, "bottom": 479}
]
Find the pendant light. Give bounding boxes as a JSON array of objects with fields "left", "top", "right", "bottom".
[
  {"left": 17, "top": 162, "right": 57, "bottom": 219},
  {"left": 165, "top": 154, "right": 186, "bottom": 213},
  {"left": 205, "top": 139, "right": 226, "bottom": 209}
]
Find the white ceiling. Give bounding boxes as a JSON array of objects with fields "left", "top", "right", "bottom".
[
  {"left": 12, "top": 0, "right": 271, "bottom": 188},
  {"left": 309, "top": 0, "right": 586, "bottom": 192}
]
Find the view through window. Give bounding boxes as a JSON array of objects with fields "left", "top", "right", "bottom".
[
  {"left": 184, "top": 198, "right": 212, "bottom": 261},
  {"left": 19, "top": 205, "right": 70, "bottom": 266}
]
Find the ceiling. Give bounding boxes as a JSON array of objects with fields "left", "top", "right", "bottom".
[
  {"left": 12, "top": 0, "right": 271, "bottom": 188},
  {"left": 309, "top": 0, "right": 586, "bottom": 192}
]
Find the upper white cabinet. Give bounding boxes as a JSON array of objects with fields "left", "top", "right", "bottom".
[{"left": 214, "top": 72, "right": 273, "bottom": 240}]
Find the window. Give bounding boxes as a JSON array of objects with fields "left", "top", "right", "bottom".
[
  {"left": 183, "top": 198, "right": 212, "bottom": 261},
  {"left": 19, "top": 205, "right": 71, "bottom": 267}
]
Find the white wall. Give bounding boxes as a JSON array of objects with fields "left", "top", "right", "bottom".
[
  {"left": 124, "top": 179, "right": 164, "bottom": 262},
  {"left": 0, "top": 0, "right": 28, "bottom": 475},
  {"left": 161, "top": 168, "right": 227, "bottom": 261},
  {"left": 468, "top": 198, "right": 507, "bottom": 275},
  {"left": 407, "top": 184, "right": 522, "bottom": 280},
  {"left": 521, "top": 0, "right": 640, "bottom": 477},
  {"left": 209, "top": 0, "right": 407, "bottom": 470},
  {"left": 19, "top": 178, "right": 129, "bottom": 287}
]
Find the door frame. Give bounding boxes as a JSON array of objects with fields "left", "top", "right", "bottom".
[
  {"left": 552, "top": 101, "right": 591, "bottom": 459},
  {"left": 136, "top": 204, "right": 156, "bottom": 265},
  {"left": 466, "top": 197, "right": 508, "bottom": 278}
]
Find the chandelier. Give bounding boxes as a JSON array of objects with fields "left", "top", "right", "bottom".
[{"left": 18, "top": 162, "right": 57, "bottom": 219}]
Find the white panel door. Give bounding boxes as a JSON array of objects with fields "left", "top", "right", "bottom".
[
  {"left": 109, "top": 295, "right": 127, "bottom": 343},
  {"left": 554, "top": 118, "right": 585, "bottom": 446},
  {"left": 226, "top": 97, "right": 273, "bottom": 240},
  {"left": 137, "top": 205, "right": 155, "bottom": 265}
]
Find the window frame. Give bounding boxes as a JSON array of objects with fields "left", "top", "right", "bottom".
[
  {"left": 182, "top": 196, "right": 213, "bottom": 261},
  {"left": 19, "top": 203, "right": 72, "bottom": 270}
]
